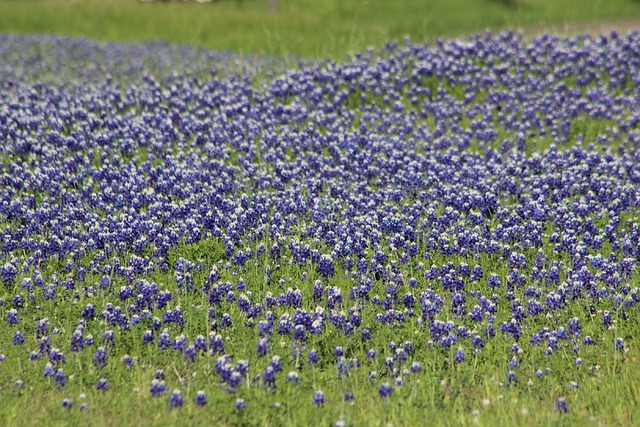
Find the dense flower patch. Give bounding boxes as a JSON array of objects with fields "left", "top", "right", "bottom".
[{"left": 1, "top": 31, "right": 640, "bottom": 423}]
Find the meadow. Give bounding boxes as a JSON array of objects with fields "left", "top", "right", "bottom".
[
  {"left": 2, "top": 1, "right": 640, "bottom": 427},
  {"left": 1, "top": 0, "right": 640, "bottom": 58}
]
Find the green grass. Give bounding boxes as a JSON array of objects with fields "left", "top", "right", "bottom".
[{"left": 1, "top": 0, "right": 640, "bottom": 59}]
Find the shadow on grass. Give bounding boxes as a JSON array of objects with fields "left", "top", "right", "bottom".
[{"left": 486, "top": 0, "right": 519, "bottom": 6}]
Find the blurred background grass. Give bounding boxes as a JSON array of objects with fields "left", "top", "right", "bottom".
[{"left": 0, "top": 0, "right": 640, "bottom": 59}]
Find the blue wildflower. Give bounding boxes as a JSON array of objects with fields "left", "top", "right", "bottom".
[
  {"left": 194, "top": 391, "right": 208, "bottom": 406},
  {"left": 378, "top": 383, "right": 393, "bottom": 400},
  {"left": 313, "top": 391, "right": 325, "bottom": 406},
  {"left": 555, "top": 397, "right": 569, "bottom": 413},
  {"left": 169, "top": 390, "right": 183, "bottom": 411}
]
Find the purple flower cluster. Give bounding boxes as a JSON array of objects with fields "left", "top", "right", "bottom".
[{"left": 0, "top": 29, "right": 639, "bottom": 415}]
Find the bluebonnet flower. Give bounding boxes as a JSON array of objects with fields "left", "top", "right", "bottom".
[
  {"left": 454, "top": 349, "right": 466, "bottom": 363},
  {"left": 81, "top": 304, "right": 95, "bottom": 320},
  {"left": 12, "top": 295, "right": 23, "bottom": 310},
  {"left": 48, "top": 348, "right": 66, "bottom": 365},
  {"left": 228, "top": 371, "right": 243, "bottom": 391},
  {"left": 43, "top": 363, "right": 55, "bottom": 377},
  {"left": 36, "top": 318, "right": 49, "bottom": 339},
  {"left": 555, "top": 397, "right": 569, "bottom": 413},
  {"left": 193, "top": 335, "right": 207, "bottom": 352},
  {"left": 270, "top": 355, "right": 282, "bottom": 373},
  {"left": 7, "top": 309, "right": 19, "bottom": 325},
  {"left": 184, "top": 345, "right": 197, "bottom": 362},
  {"left": 262, "top": 366, "right": 277, "bottom": 391},
  {"left": 96, "top": 378, "right": 109, "bottom": 391},
  {"left": 384, "top": 357, "right": 395, "bottom": 371},
  {"left": 220, "top": 313, "right": 232, "bottom": 328},
  {"left": 487, "top": 274, "right": 501, "bottom": 288},
  {"left": 12, "top": 331, "right": 24, "bottom": 345},
  {"left": 286, "top": 371, "right": 300, "bottom": 385},
  {"left": 54, "top": 369, "right": 67, "bottom": 389},
  {"left": 102, "top": 330, "right": 115, "bottom": 344},
  {"left": 530, "top": 333, "right": 542, "bottom": 346},
  {"left": 142, "top": 330, "right": 154, "bottom": 345},
  {"left": 70, "top": 329, "right": 84, "bottom": 352},
  {"left": 336, "top": 357, "right": 352, "bottom": 378},
  {"left": 257, "top": 337, "right": 270, "bottom": 357},
  {"left": 169, "top": 390, "right": 183, "bottom": 411},
  {"left": 93, "top": 347, "right": 108, "bottom": 367},
  {"left": 509, "top": 357, "right": 520, "bottom": 370},
  {"left": 194, "top": 391, "right": 208, "bottom": 406},
  {"left": 312, "top": 281, "right": 323, "bottom": 301},
  {"left": 312, "top": 391, "right": 325, "bottom": 406},
  {"left": 318, "top": 255, "right": 335, "bottom": 278},
  {"left": 507, "top": 371, "right": 518, "bottom": 387},
  {"left": 122, "top": 354, "right": 134, "bottom": 368},
  {"left": 158, "top": 330, "right": 172, "bottom": 350},
  {"left": 378, "top": 383, "right": 393, "bottom": 399},
  {"left": 235, "top": 398, "right": 247, "bottom": 410},
  {"left": 62, "top": 398, "right": 73, "bottom": 409},
  {"left": 308, "top": 349, "right": 319, "bottom": 365},
  {"left": 209, "top": 333, "right": 225, "bottom": 355},
  {"left": 237, "top": 360, "right": 250, "bottom": 376},
  {"left": 293, "top": 324, "right": 307, "bottom": 342},
  {"left": 403, "top": 341, "right": 415, "bottom": 354},
  {"left": 568, "top": 317, "right": 582, "bottom": 336},
  {"left": 173, "top": 334, "right": 188, "bottom": 351},
  {"left": 602, "top": 311, "right": 613, "bottom": 329},
  {"left": 472, "top": 336, "right": 485, "bottom": 350},
  {"left": 536, "top": 368, "right": 550, "bottom": 378},
  {"left": 150, "top": 380, "right": 168, "bottom": 397}
]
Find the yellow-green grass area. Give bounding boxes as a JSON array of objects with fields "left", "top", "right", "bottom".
[{"left": 1, "top": 0, "right": 640, "bottom": 60}]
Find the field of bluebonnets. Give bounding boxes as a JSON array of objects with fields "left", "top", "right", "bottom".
[{"left": 2, "top": 29, "right": 640, "bottom": 426}]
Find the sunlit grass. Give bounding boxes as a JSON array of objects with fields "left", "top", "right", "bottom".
[{"left": 1, "top": 0, "right": 640, "bottom": 59}]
